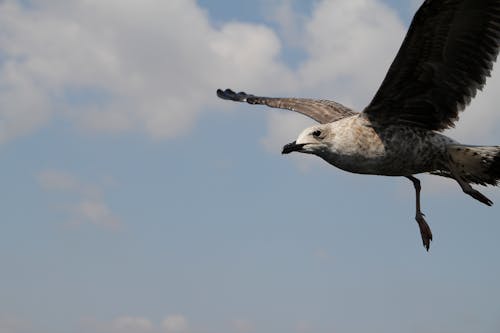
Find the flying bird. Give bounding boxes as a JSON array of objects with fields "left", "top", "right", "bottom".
[{"left": 217, "top": 0, "right": 500, "bottom": 251}]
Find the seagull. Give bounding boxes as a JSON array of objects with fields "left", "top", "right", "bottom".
[{"left": 217, "top": 0, "right": 500, "bottom": 251}]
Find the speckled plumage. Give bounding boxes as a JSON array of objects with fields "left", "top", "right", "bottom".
[
  {"left": 218, "top": 0, "right": 500, "bottom": 251},
  {"left": 297, "top": 115, "right": 455, "bottom": 176}
]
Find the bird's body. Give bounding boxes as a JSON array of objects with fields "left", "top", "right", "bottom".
[
  {"left": 217, "top": 0, "right": 500, "bottom": 250},
  {"left": 296, "top": 115, "right": 455, "bottom": 176}
]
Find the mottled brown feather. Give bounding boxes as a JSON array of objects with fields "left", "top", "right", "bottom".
[{"left": 216, "top": 89, "right": 357, "bottom": 124}]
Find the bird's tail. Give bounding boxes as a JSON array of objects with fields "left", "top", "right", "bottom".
[{"left": 445, "top": 144, "right": 500, "bottom": 185}]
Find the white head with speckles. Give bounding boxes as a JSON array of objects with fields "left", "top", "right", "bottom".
[{"left": 282, "top": 124, "right": 333, "bottom": 155}]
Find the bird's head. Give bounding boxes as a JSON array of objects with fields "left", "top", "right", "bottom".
[{"left": 282, "top": 124, "right": 332, "bottom": 155}]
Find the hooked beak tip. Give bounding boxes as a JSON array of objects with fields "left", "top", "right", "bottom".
[{"left": 282, "top": 141, "right": 305, "bottom": 154}]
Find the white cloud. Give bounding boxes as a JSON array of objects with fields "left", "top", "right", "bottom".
[
  {"left": 446, "top": 65, "right": 500, "bottom": 144},
  {"left": 0, "top": 0, "right": 498, "bottom": 152},
  {"left": 297, "top": 0, "right": 405, "bottom": 101},
  {"left": 0, "top": 0, "right": 294, "bottom": 142},
  {"left": 111, "top": 316, "right": 154, "bottom": 333},
  {"left": 37, "top": 170, "right": 120, "bottom": 229},
  {"left": 0, "top": 0, "right": 407, "bottom": 146},
  {"left": 80, "top": 316, "right": 155, "bottom": 333},
  {"left": 70, "top": 199, "right": 121, "bottom": 229},
  {"left": 0, "top": 73, "right": 52, "bottom": 144},
  {"left": 265, "top": 0, "right": 308, "bottom": 49},
  {"left": 161, "top": 315, "right": 189, "bottom": 333}
]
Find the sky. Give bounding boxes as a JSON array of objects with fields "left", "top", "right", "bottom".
[{"left": 1, "top": 0, "right": 500, "bottom": 332}]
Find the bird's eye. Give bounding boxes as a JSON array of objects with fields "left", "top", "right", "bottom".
[{"left": 312, "top": 130, "right": 322, "bottom": 138}]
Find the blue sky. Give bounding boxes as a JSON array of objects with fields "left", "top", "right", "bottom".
[{"left": 1, "top": 0, "right": 500, "bottom": 332}]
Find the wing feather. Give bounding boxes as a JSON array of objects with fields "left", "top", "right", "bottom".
[
  {"left": 217, "top": 89, "right": 357, "bottom": 124},
  {"left": 363, "top": 0, "right": 500, "bottom": 131}
]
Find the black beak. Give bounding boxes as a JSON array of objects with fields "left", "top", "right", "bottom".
[{"left": 282, "top": 141, "right": 306, "bottom": 154}]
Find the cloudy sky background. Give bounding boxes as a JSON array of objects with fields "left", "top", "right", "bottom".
[{"left": 1, "top": 0, "right": 500, "bottom": 332}]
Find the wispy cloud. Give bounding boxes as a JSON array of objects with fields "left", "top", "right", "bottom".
[
  {"left": 37, "top": 170, "right": 121, "bottom": 229},
  {"left": 111, "top": 317, "right": 154, "bottom": 333},
  {"left": 81, "top": 314, "right": 190, "bottom": 333},
  {"left": 162, "top": 315, "right": 189, "bottom": 333}
]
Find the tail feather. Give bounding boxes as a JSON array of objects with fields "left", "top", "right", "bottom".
[{"left": 445, "top": 145, "right": 500, "bottom": 186}]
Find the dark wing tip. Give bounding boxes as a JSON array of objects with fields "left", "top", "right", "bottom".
[{"left": 216, "top": 88, "right": 254, "bottom": 102}]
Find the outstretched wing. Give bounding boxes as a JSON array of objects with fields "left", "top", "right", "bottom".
[
  {"left": 217, "top": 89, "right": 357, "bottom": 124},
  {"left": 363, "top": 0, "right": 500, "bottom": 131}
]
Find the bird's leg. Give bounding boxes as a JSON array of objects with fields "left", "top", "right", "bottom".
[
  {"left": 447, "top": 164, "right": 493, "bottom": 206},
  {"left": 459, "top": 182, "right": 493, "bottom": 206},
  {"left": 406, "top": 176, "right": 433, "bottom": 251}
]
